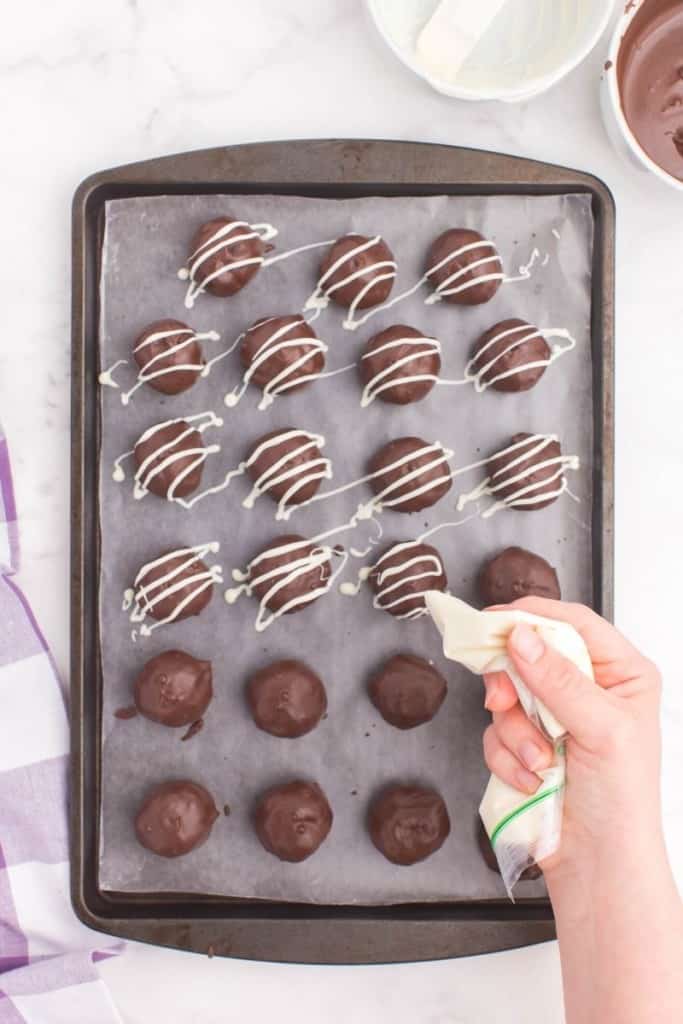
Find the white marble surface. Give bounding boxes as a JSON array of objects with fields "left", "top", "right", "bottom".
[{"left": 1, "top": 1, "right": 682, "bottom": 1021}]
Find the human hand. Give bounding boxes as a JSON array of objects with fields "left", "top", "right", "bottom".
[{"left": 481, "top": 597, "right": 663, "bottom": 882}]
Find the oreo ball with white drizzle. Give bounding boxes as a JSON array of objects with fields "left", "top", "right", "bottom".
[
  {"left": 487, "top": 433, "right": 569, "bottom": 511},
  {"left": 180, "top": 215, "right": 272, "bottom": 303},
  {"left": 133, "top": 319, "right": 206, "bottom": 396},
  {"left": 133, "top": 420, "right": 206, "bottom": 500},
  {"left": 426, "top": 228, "right": 503, "bottom": 306},
  {"left": 369, "top": 541, "right": 447, "bottom": 620},
  {"left": 360, "top": 325, "right": 441, "bottom": 407},
  {"left": 316, "top": 234, "right": 396, "bottom": 310},
  {"left": 227, "top": 534, "right": 342, "bottom": 632},
  {"left": 229, "top": 315, "right": 326, "bottom": 410},
  {"left": 124, "top": 543, "right": 222, "bottom": 635},
  {"left": 368, "top": 436, "right": 452, "bottom": 513},
  {"left": 468, "top": 319, "right": 551, "bottom": 393},
  {"left": 244, "top": 429, "right": 330, "bottom": 516}
]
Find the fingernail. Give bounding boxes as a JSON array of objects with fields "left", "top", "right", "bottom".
[
  {"left": 484, "top": 677, "right": 499, "bottom": 710},
  {"left": 516, "top": 767, "right": 541, "bottom": 795},
  {"left": 519, "top": 739, "right": 545, "bottom": 772},
  {"left": 510, "top": 624, "right": 544, "bottom": 664}
]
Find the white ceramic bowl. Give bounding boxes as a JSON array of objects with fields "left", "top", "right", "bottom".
[
  {"left": 367, "top": 0, "right": 615, "bottom": 103},
  {"left": 601, "top": 0, "right": 683, "bottom": 192}
]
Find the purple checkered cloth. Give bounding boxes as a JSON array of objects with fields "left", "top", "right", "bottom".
[{"left": 0, "top": 427, "right": 122, "bottom": 1023}]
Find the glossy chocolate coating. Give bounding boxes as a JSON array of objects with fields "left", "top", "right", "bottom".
[
  {"left": 133, "top": 319, "right": 202, "bottom": 395},
  {"left": 136, "top": 550, "right": 215, "bottom": 622},
  {"left": 369, "top": 542, "right": 447, "bottom": 619},
  {"left": 488, "top": 433, "right": 564, "bottom": 511},
  {"left": 247, "top": 659, "right": 327, "bottom": 738},
  {"left": 134, "top": 780, "right": 219, "bottom": 858},
  {"left": 426, "top": 228, "right": 502, "bottom": 305},
  {"left": 368, "top": 654, "right": 447, "bottom": 729},
  {"left": 618, "top": 0, "right": 683, "bottom": 182},
  {"left": 476, "top": 819, "right": 542, "bottom": 881},
  {"left": 240, "top": 315, "right": 325, "bottom": 394},
  {"left": 360, "top": 325, "right": 441, "bottom": 405},
  {"left": 253, "top": 780, "right": 333, "bottom": 862},
  {"left": 250, "top": 535, "right": 331, "bottom": 616},
  {"left": 187, "top": 216, "right": 267, "bottom": 296},
  {"left": 134, "top": 421, "right": 205, "bottom": 499},
  {"left": 368, "top": 785, "right": 450, "bottom": 865},
  {"left": 470, "top": 319, "right": 551, "bottom": 393},
  {"left": 319, "top": 234, "right": 395, "bottom": 309},
  {"left": 478, "top": 547, "right": 561, "bottom": 606},
  {"left": 134, "top": 650, "right": 213, "bottom": 727},
  {"left": 246, "top": 429, "right": 326, "bottom": 506},
  {"left": 368, "top": 436, "right": 452, "bottom": 513}
]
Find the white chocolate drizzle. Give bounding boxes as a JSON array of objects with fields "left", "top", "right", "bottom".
[
  {"left": 464, "top": 325, "right": 576, "bottom": 393},
  {"left": 303, "top": 235, "right": 398, "bottom": 330},
  {"left": 225, "top": 533, "right": 349, "bottom": 632},
  {"left": 340, "top": 237, "right": 539, "bottom": 332},
  {"left": 456, "top": 434, "right": 580, "bottom": 518},
  {"left": 98, "top": 326, "right": 227, "bottom": 405},
  {"left": 178, "top": 220, "right": 278, "bottom": 309},
  {"left": 177, "top": 218, "right": 336, "bottom": 309},
  {"left": 240, "top": 429, "right": 332, "bottom": 520},
  {"left": 112, "top": 412, "right": 236, "bottom": 509},
  {"left": 360, "top": 335, "right": 442, "bottom": 407},
  {"left": 224, "top": 316, "right": 353, "bottom": 412},
  {"left": 123, "top": 542, "right": 222, "bottom": 636},
  {"left": 339, "top": 519, "right": 470, "bottom": 619},
  {"left": 285, "top": 440, "right": 456, "bottom": 524}
]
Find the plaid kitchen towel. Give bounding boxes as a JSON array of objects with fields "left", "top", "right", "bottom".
[{"left": 0, "top": 426, "right": 122, "bottom": 1023}]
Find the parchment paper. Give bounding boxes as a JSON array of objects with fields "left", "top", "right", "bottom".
[{"left": 98, "top": 192, "right": 594, "bottom": 902}]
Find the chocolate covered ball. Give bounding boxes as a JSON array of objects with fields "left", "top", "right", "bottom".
[
  {"left": 247, "top": 659, "right": 327, "bottom": 738},
  {"left": 368, "top": 436, "right": 452, "bottom": 513},
  {"left": 184, "top": 215, "right": 268, "bottom": 297},
  {"left": 134, "top": 780, "right": 219, "bottom": 858},
  {"left": 360, "top": 325, "right": 441, "bottom": 406},
  {"left": 248, "top": 535, "right": 332, "bottom": 616},
  {"left": 368, "top": 785, "right": 450, "bottom": 865},
  {"left": 134, "top": 420, "right": 205, "bottom": 500},
  {"left": 239, "top": 315, "right": 325, "bottom": 398},
  {"left": 478, "top": 547, "right": 561, "bottom": 606},
  {"left": 254, "top": 780, "right": 333, "bottom": 862},
  {"left": 133, "top": 319, "right": 203, "bottom": 395},
  {"left": 317, "top": 234, "right": 396, "bottom": 309},
  {"left": 487, "top": 433, "right": 567, "bottom": 511},
  {"left": 368, "top": 654, "right": 447, "bottom": 729},
  {"left": 426, "top": 228, "right": 503, "bottom": 305},
  {"left": 134, "top": 650, "right": 213, "bottom": 727},
  {"left": 245, "top": 428, "right": 329, "bottom": 510},
  {"left": 476, "top": 819, "right": 542, "bottom": 882},
  {"left": 369, "top": 541, "right": 447, "bottom": 620},
  {"left": 469, "top": 319, "right": 551, "bottom": 393},
  {"left": 129, "top": 545, "right": 220, "bottom": 625}
]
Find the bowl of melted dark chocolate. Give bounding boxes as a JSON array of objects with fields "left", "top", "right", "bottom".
[{"left": 604, "top": 0, "right": 683, "bottom": 190}]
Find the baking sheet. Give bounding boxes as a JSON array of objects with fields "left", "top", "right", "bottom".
[{"left": 98, "top": 192, "right": 594, "bottom": 902}]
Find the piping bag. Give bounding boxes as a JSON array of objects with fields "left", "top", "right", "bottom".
[{"left": 424, "top": 592, "right": 594, "bottom": 895}]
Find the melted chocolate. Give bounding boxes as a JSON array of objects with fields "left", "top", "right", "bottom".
[
  {"left": 618, "top": 0, "right": 683, "bottom": 181},
  {"left": 253, "top": 780, "right": 333, "bottom": 862},
  {"left": 247, "top": 659, "right": 327, "bottom": 738},
  {"left": 478, "top": 547, "right": 561, "bottom": 606},
  {"left": 134, "top": 650, "right": 213, "bottom": 727},
  {"left": 368, "top": 784, "right": 450, "bottom": 865},
  {"left": 368, "top": 654, "right": 447, "bottom": 729},
  {"left": 134, "top": 780, "right": 219, "bottom": 858}
]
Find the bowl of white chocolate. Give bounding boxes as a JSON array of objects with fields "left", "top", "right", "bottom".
[{"left": 366, "top": 0, "right": 615, "bottom": 103}]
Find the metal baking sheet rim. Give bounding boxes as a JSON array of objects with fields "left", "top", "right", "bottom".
[{"left": 70, "top": 138, "right": 615, "bottom": 963}]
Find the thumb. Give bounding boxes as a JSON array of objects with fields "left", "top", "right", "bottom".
[{"left": 507, "top": 623, "right": 616, "bottom": 750}]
